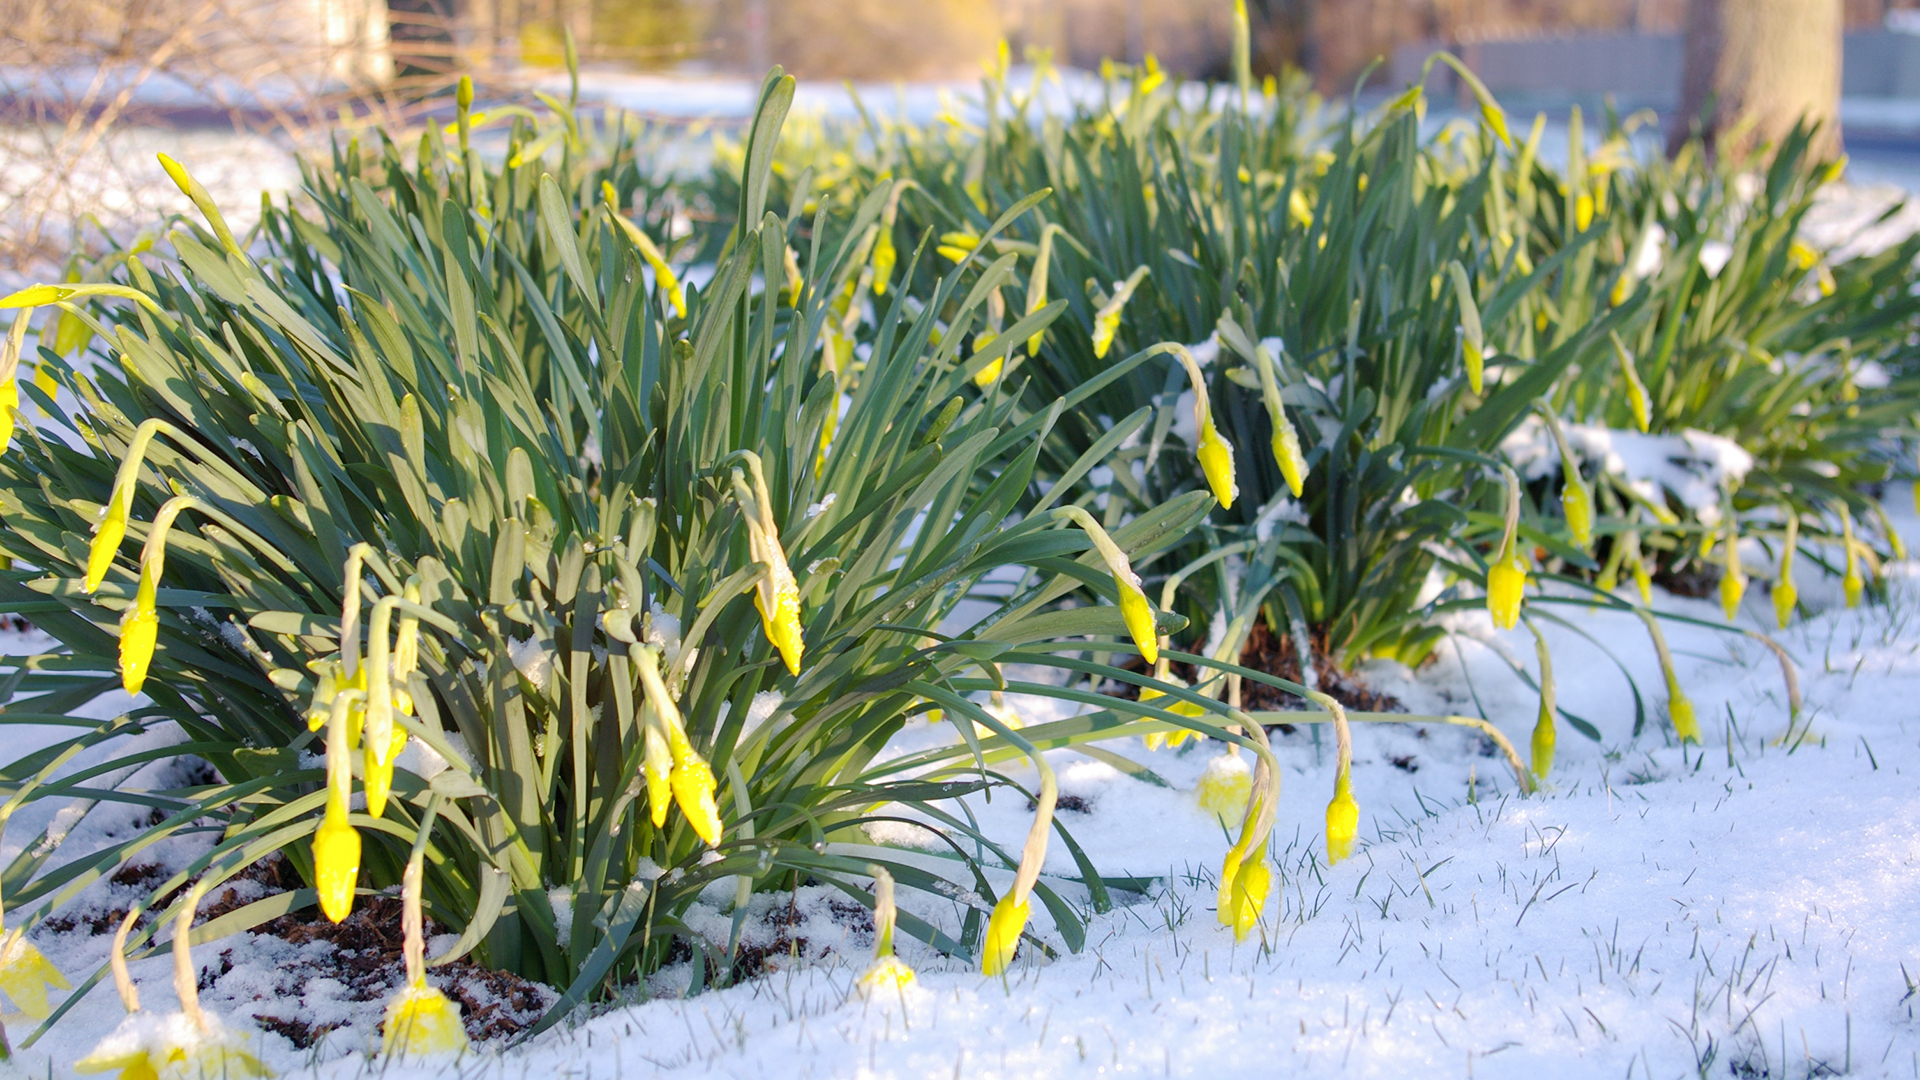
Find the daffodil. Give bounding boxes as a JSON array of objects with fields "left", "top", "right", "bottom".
[
  {"left": 1055, "top": 507, "right": 1158, "bottom": 663},
  {"left": 1139, "top": 680, "right": 1205, "bottom": 751},
  {"left": 1575, "top": 192, "right": 1594, "bottom": 233},
  {"left": 855, "top": 865, "right": 917, "bottom": 998},
  {"left": 1529, "top": 626, "right": 1556, "bottom": 782},
  {"left": 1487, "top": 548, "right": 1526, "bottom": 631},
  {"left": 980, "top": 893, "right": 1029, "bottom": 976},
  {"left": 76, "top": 1012, "right": 270, "bottom": 1080},
  {"left": 314, "top": 691, "right": 362, "bottom": 923},
  {"left": 1719, "top": 515, "right": 1747, "bottom": 622},
  {"left": 1173, "top": 343, "right": 1235, "bottom": 508},
  {"left": 1025, "top": 225, "right": 1058, "bottom": 356},
  {"left": 120, "top": 599, "right": 158, "bottom": 697},
  {"left": 1324, "top": 774, "right": 1359, "bottom": 865},
  {"left": 86, "top": 419, "right": 178, "bottom": 593},
  {"left": 382, "top": 981, "right": 468, "bottom": 1058},
  {"left": 1639, "top": 611, "right": 1698, "bottom": 744},
  {"left": 1216, "top": 842, "right": 1245, "bottom": 926},
  {"left": 971, "top": 330, "right": 1004, "bottom": 387},
  {"left": 1611, "top": 332, "right": 1651, "bottom": 432},
  {"left": 733, "top": 459, "right": 805, "bottom": 675},
  {"left": 1271, "top": 410, "right": 1308, "bottom": 498},
  {"left": 1229, "top": 841, "right": 1270, "bottom": 941},
  {"left": 603, "top": 184, "right": 686, "bottom": 318},
  {"left": 642, "top": 706, "right": 672, "bottom": 828},
  {"left": 1089, "top": 266, "right": 1149, "bottom": 359},
  {"left": 0, "top": 374, "right": 16, "bottom": 455},
  {"left": 871, "top": 217, "right": 897, "bottom": 297},
  {"left": 937, "top": 231, "right": 979, "bottom": 264},
  {"left": 1561, "top": 477, "right": 1593, "bottom": 550},
  {"left": 0, "top": 929, "right": 69, "bottom": 1018},
  {"left": 1841, "top": 505, "right": 1864, "bottom": 608},
  {"left": 1196, "top": 750, "right": 1251, "bottom": 826},
  {"left": 668, "top": 733, "right": 723, "bottom": 846},
  {"left": 1773, "top": 512, "right": 1799, "bottom": 630}
]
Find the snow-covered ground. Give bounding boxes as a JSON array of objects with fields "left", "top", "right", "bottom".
[{"left": 2, "top": 492, "right": 1916, "bottom": 1079}]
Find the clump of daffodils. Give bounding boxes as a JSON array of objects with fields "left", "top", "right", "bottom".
[
  {"left": 1053, "top": 506, "right": 1161, "bottom": 664},
  {"left": 77, "top": 883, "right": 271, "bottom": 1080},
  {"left": 1485, "top": 467, "right": 1527, "bottom": 631},
  {"left": 853, "top": 866, "right": 916, "bottom": 999}
]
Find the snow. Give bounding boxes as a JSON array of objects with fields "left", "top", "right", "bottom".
[{"left": 1503, "top": 416, "right": 1754, "bottom": 520}]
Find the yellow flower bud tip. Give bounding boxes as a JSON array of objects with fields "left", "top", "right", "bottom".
[
  {"left": 0, "top": 932, "right": 70, "bottom": 1019},
  {"left": 1789, "top": 241, "right": 1819, "bottom": 271},
  {"left": 1197, "top": 422, "right": 1236, "bottom": 509},
  {"left": 1271, "top": 420, "right": 1307, "bottom": 498},
  {"left": 1575, "top": 193, "right": 1594, "bottom": 233},
  {"left": 1719, "top": 572, "right": 1747, "bottom": 622},
  {"left": 755, "top": 577, "right": 805, "bottom": 677},
  {"left": 364, "top": 755, "right": 393, "bottom": 819},
  {"left": 1137, "top": 687, "right": 1204, "bottom": 750},
  {"left": 1091, "top": 312, "right": 1119, "bottom": 359},
  {"left": 1486, "top": 553, "right": 1527, "bottom": 631},
  {"left": 0, "top": 377, "right": 15, "bottom": 453},
  {"left": 85, "top": 505, "right": 129, "bottom": 592},
  {"left": 1231, "top": 856, "right": 1270, "bottom": 941},
  {"left": 1561, "top": 481, "right": 1593, "bottom": 550},
  {"left": 1196, "top": 752, "right": 1252, "bottom": 826},
  {"left": 670, "top": 755, "right": 724, "bottom": 845},
  {"left": 1116, "top": 578, "right": 1158, "bottom": 666},
  {"left": 1216, "top": 846, "right": 1244, "bottom": 926},
  {"left": 1463, "top": 339, "right": 1485, "bottom": 396},
  {"left": 980, "top": 894, "right": 1030, "bottom": 976},
  {"left": 1632, "top": 561, "right": 1653, "bottom": 605},
  {"left": 120, "top": 604, "right": 159, "bottom": 696},
  {"left": 1844, "top": 570, "right": 1863, "bottom": 609},
  {"left": 1667, "top": 680, "right": 1699, "bottom": 744},
  {"left": 856, "top": 955, "right": 918, "bottom": 998},
  {"left": 1772, "top": 581, "right": 1796, "bottom": 630},
  {"left": 972, "top": 354, "right": 1005, "bottom": 388},
  {"left": 1531, "top": 707, "right": 1556, "bottom": 782},
  {"left": 313, "top": 809, "right": 362, "bottom": 923},
  {"left": 78, "top": 1012, "right": 268, "bottom": 1080},
  {"left": 1325, "top": 783, "right": 1359, "bottom": 866},
  {"left": 383, "top": 980, "right": 469, "bottom": 1059}
]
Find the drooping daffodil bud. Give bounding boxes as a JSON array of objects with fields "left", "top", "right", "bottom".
[
  {"left": 383, "top": 982, "right": 467, "bottom": 1058},
  {"left": 1773, "top": 511, "right": 1799, "bottom": 630},
  {"left": 0, "top": 312, "right": 26, "bottom": 454},
  {"left": 1638, "top": 611, "right": 1698, "bottom": 744},
  {"left": 980, "top": 893, "right": 1029, "bottom": 976},
  {"left": 1196, "top": 749, "right": 1251, "bottom": 826},
  {"left": 1534, "top": 403, "right": 1590, "bottom": 550},
  {"left": 855, "top": 865, "right": 917, "bottom": 998},
  {"left": 76, "top": 1012, "right": 270, "bottom": 1080},
  {"left": 314, "top": 691, "right": 363, "bottom": 923},
  {"left": 1230, "top": 840, "right": 1270, "bottom": 941},
  {"left": 1611, "top": 332, "right": 1652, "bottom": 432},
  {"left": 937, "top": 231, "right": 979, "bottom": 264},
  {"left": 972, "top": 329, "right": 1004, "bottom": 388},
  {"left": 1172, "top": 343, "right": 1235, "bottom": 508},
  {"left": 0, "top": 929, "right": 70, "bottom": 1018},
  {"left": 732, "top": 457, "right": 805, "bottom": 675},
  {"left": 636, "top": 645, "right": 723, "bottom": 844},
  {"left": 1325, "top": 774, "right": 1359, "bottom": 865},
  {"left": 603, "top": 184, "right": 687, "bottom": 319},
  {"left": 1486, "top": 467, "right": 1527, "bottom": 631},
  {"left": 119, "top": 494, "right": 208, "bottom": 695},
  {"left": 1529, "top": 624, "right": 1556, "bottom": 782},
  {"left": 1054, "top": 507, "right": 1158, "bottom": 664},
  {"left": 1089, "top": 265, "right": 1150, "bottom": 360},
  {"left": 1448, "top": 262, "right": 1486, "bottom": 396},
  {"left": 1841, "top": 504, "right": 1864, "bottom": 608},
  {"left": 1719, "top": 510, "right": 1747, "bottom": 622},
  {"left": 86, "top": 419, "right": 176, "bottom": 593},
  {"left": 1139, "top": 676, "right": 1206, "bottom": 751},
  {"left": 1025, "top": 224, "right": 1059, "bottom": 357}
]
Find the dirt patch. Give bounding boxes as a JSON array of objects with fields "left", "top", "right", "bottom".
[
  {"left": 216, "top": 895, "right": 552, "bottom": 1047},
  {"left": 714, "top": 893, "right": 875, "bottom": 983}
]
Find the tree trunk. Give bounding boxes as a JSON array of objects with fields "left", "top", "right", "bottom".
[{"left": 1671, "top": 0, "right": 1843, "bottom": 159}]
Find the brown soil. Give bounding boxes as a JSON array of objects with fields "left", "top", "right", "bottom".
[
  {"left": 1107, "top": 622, "right": 1403, "bottom": 715},
  {"left": 214, "top": 895, "right": 551, "bottom": 1047},
  {"left": 723, "top": 895, "right": 875, "bottom": 983}
]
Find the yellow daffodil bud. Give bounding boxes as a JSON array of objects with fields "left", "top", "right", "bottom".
[
  {"left": 668, "top": 744, "right": 724, "bottom": 846},
  {"left": 1197, "top": 751, "right": 1251, "bottom": 825},
  {"left": 1325, "top": 774, "right": 1359, "bottom": 865},
  {"left": 0, "top": 930, "right": 70, "bottom": 1018},
  {"left": 871, "top": 222, "right": 896, "bottom": 297},
  {"left": 1216, "top": 842, "right": 1245, "bottom": 926},
  {"left": 77, "top": 1014, "right": 269, "bottom": 1080},
  {"left": 0, "top": 376, "right": 16, "bottom": 454},
  {"left": 86, "top": 501, "right": 128, "bottom": 593},
  {"left": 1463, "top": 338, "right": 1485, "bottom": 396},
  {"left": 1719, "top": 547, "right": 1746, "bottom": 622},
  {"left": 1609, "top": 271, "right": 1632, "bottom": 307},
  {"left": 938, "top": 231, "right": 979, "bottom": 264},
  {"left": 1611, "top": 332, "right": 1651, "bottom": 432},
  {"left": 1774, "top": 513, "right": 1798, "bottom": 630},
  {"left": 857, "top": 955, "right": 916, "bottom": 996},
  {"left": 1230, "top": 842, "right": 1270, "bottom": 941},
  {"left": 120, "top": 594, "right": 158, "bottom": 696},
  {"left": 1530, "top": 628, "right": 1556, "bottom": 781},
  {"left": 1667, "top": 674, "right": 1698, "bottom": 743},
  {"left": 1197, "top": 422, "right": 1236, "bottom": 509},
  {"left": 1575, "top": 192, "right": 1594, "bottom": 233},
  {"left": 733, "top": 461, "right": 806, "bottom": 676},
  {"left": 1288, "top": 188, "right": 1313, "bottom": 229},
  {"left": 1487, "top": 549, "right": 1526, "bottom": 631},
  {"left": 604, "top": 195, "right": 687, "bottom": 319},
  {"left": 643, "top": 712, "right": 671, "bottom": 829},
  {"left": 382, "top": 981, "right": 468, "bottom": 1058},
  {"left": 972, "top": 331, "right": 1004, "bottom": 387},
  {"left": 980, "top": 893, "right": 1029, "bottom": 976},
  {"left": 313, "top": 804, "right": 361, "bottom": 924},
  {"left": 1089, "top": 266, "right": 1149, "bottom": 360},
  {"left": 756, "top": 573, "right": 805, "bottom": 677},
  {"left": 1055, "top": 507, "right": 1159, "bottom": 663},
  {"left": 1841, "top": 506, "right": 1863, "bottom": 608},
  {"left": 1561, "top": 478, "right": 1593, "bottom": 550},
  {"left": 1271, "top": 411, "right": 1307, "bottom": 498},
  {"left": 1789, "top": 241, "right": 1819, "bottom": 271},
  {"left": 1139, "top": 683, "right": 1204, "bottom": 751}
]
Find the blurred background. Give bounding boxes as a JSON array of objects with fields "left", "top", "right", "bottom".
[{"left": 4, "top": 0, "right": 1918, "bottom": 272}]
